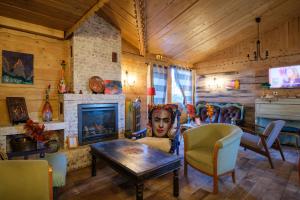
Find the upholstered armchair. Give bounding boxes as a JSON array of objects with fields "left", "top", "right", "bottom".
[
  {"left": 240, "top": 120, "right": 286, "bottom": 169},
  {"left": 199, "top": 105, "right": 220, "bottom": 123},
  {"left": 135, "top": 104, "right": 181, "bottom": 155},
  {"left": 183, "top": 124, "right": 243, "bottom": 193},
  {"left": 0, "top": 160, "right": 53, "bottom": 200}
]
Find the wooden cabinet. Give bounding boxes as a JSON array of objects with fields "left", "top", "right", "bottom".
[{"left": 125, "top": 100, "right": 141, "bottom": 132}]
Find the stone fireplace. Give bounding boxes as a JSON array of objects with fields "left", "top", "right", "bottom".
[
  {"left": 78, "top": 103, "right": 118, "bottom": 145},
  {"left": 60, "top": 94, "right": 125, "bottom": 149}
]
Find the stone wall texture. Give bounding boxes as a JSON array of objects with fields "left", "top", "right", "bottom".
[{"left": 72, "top": 15, "right": 121, "bottom": 93}]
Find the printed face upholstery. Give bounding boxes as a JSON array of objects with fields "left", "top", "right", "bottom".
[
  {"left": 148, "top": 104, "right": 178, "bottom": 138},
  {"left": 219, "top": 106, "right": 241, "bottom": 123},
  {"left": 199, "top": 106, "right": 220, "bottom": 123}
]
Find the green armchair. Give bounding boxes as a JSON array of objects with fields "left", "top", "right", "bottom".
[
  {"left": 0, "top": 160, "right": 53, "bottom": 200},
  {"left": 183, "top": 124, "right": 243, "bottom": 193}
]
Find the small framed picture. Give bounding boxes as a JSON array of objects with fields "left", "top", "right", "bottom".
[{"left": 67, "top": 135, "right": 78, "bottom": 149}]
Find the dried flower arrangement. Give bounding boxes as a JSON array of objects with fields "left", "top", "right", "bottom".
[{"left": 24, "top": 119, "right": 46, "bottom": 141}]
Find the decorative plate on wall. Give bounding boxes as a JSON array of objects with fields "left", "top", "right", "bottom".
[{"left": 89, "top": 76, "right": 104, "bottom": 94}]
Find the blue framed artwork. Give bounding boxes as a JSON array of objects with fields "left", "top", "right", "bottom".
[{"left": 2, "top": 50, "right": 34, "bottom": 84}]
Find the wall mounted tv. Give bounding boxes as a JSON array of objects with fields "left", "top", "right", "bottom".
[{"left": 269, "top": 65, "right": 300, "bottom": 88}]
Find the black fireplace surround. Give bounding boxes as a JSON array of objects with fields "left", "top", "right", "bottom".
[{"left": 78, "top": 103, "right": 118, "bottom": 145}]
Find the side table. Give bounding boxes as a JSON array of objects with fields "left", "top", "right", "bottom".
[{"left": 7, "top": 147, "right": 46, "bottom": 160}]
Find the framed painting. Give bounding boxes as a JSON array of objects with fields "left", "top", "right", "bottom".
[
  {"left": 104, "top": 80, "right": 122, "bottom": 94},
  {"left": 6, "top": 97, "right": 29, "bottom": 125},
  {"left": 2, "top": 50, "right": 34, "bottom": 84}
]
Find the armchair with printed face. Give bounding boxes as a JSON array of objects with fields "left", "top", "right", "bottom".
[{"left": 134, "top": 104, "right": 181, "bottom": 155}]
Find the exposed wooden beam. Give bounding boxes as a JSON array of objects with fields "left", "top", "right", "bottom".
[
  {"left": 65, "top": 0, "right": 109, "bottom": 39},
  {"left": 0, "top": 16, "right": 64, "bottom": 39},
  {"left": 133, "top": 0, "right": 146, "bottom": 56}
]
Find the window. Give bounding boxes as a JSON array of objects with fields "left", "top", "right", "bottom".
[
  {"left": 171, "top": 67, "right": 192, "bottom": 104},
  {"left": 153, "top": 64, "right": 168, "bottom": 104}
]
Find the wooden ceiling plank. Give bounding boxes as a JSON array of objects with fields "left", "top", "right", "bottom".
[
  {"left": 163, "top": 0, "right": 272, "bottom": 56},
  {"left": 174, "top": 0, "right": 300, "bottom": 63},
  {"left": 0, "top": 2, "right": 73, "bottom": 30},
  {"left": 65, "top": 0, "right": 110, "bottom": 39},
  {"left": 147, "top": 0, "right": 200, "bottom": 39},
  {"left": 0, "top": 0, "right": 81, "bottom": 22},
  {"left": 0, "top": 16, "right": 64, "bottom": 39},
  {"left": 100, "top": 3, "right": 137, "bottom": 28},
  {"left": 134, "top": 0, "right": 146, "bottom": 56},
  {"left": 37, "top": 0, "right": 97, "bottom": 16}
]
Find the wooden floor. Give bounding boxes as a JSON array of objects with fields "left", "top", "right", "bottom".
[{"left": 59, "top": 145, "right": 300, "bottom": 200}]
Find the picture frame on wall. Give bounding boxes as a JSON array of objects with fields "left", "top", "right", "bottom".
[
  {"left": 2, "top": 50, "right": 34, "bottom": 84},
  {"left": 6, "top": 97, "right": 29, "bottom": 125},
  {"left": 67, "top": 135, "right": 78, "bottom": 149}
]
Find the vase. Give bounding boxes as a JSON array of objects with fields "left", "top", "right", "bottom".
[{"left": 42, "top": 100, "right": 53, "bottom": 122}]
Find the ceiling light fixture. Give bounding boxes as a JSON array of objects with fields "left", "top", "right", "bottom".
[{"left": 247, "top": 17, "right": 268, "bottom": 61}]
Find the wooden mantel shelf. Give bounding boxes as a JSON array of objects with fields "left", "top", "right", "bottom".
[{"left": 0, "top": 121, "right": 66, "bottom": 136}]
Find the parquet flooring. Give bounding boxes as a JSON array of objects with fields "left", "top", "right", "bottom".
[{"left": 59, "top": 145, "right": 300, "bottom": 200}]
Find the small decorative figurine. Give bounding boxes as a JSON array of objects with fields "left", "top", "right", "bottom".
[
  {"left": 42, "top": 84, "right": 53, "bottom": 122},
  {"left": 58, "top": 60, "right": 67, "bottom": 94}
]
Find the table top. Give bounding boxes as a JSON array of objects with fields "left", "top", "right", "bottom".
[{"left": 90, "top": 139, "right": 180, "bottom": 176}]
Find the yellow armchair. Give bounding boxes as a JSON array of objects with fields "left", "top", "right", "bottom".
[
  {"left": 183, "top": 124, "right": 242, "bottom": 193},
  {"left": 0, "top": 160, "right": 53, "bottom": 200}
]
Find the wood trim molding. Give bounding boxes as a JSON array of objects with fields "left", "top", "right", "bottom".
[
  {"left": 65, "top": 0, "right": 109, "bottom": 39},
  {"left": 48, "top": 166, "right": 53, "bottom": 200},
  {"left": 0, "top": 16, "right": 64, "bottom": 39},
  {"left": 133, "top": 0, "right": 146, "bottom": 56}
]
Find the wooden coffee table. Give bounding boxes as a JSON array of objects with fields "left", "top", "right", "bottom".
[{"left": 90, "top": 139, "right": 181, "bottom": 200}]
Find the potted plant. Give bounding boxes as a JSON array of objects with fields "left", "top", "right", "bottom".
[{"left": 261, "top": 82, "right": 271, "bottom": 97}]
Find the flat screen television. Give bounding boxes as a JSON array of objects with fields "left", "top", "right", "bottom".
[{"left": 269, "top": 65, "right": 300, "bottom": 88}]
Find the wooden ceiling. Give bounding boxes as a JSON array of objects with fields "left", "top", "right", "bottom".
[
  {"left": 0, "top": 0, "right": 98, "bottom": 30},
  {"left": 1, "top": 0, "right": 300, "bottom": 64}
]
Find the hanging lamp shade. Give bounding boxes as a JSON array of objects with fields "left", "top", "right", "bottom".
[{"left": 147, "top": 87, "right": 156, "bottom": 96}]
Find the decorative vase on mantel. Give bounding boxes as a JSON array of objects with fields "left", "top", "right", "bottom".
[{"left": 42, "top": 84, "right": 53, "bottom": 122}]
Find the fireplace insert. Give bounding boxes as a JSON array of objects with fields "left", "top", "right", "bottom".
[{"left": 78, "top": 103, "right": 118, "bottom": 145}]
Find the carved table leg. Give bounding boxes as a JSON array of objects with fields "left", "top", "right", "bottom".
[
  {"left": 91, "top": 154, "right": 96, "bottom": 177},
  {"left": 173, "top": 169, "right": 179, "bottom": 197},
  {"left": 136, "top": 182, "right": 144, "bottom": 200}
]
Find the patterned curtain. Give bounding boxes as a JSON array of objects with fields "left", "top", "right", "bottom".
[
  {"left": 172, "top": 66, "right": 192, "bottom": 104},
  {"left": 153, "top": 64, "right": 168, "bottom": 104}
]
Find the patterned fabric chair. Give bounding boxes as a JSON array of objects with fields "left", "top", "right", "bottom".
[
  {"left": 240, "top": 120, "right": 286, "bottom": 169},
  {"left": 196, "top": 102, "right": 244, "bottom": 125},
  {"left": 135, "top": 104, "right": 181, "bottom": 155},
  {"left": 184, "top": 124, "right": 243, "bottom": 193}
]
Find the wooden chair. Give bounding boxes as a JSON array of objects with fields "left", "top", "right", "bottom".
[{"left": 240, "top": 120, "right": 286, "bottom": 169}]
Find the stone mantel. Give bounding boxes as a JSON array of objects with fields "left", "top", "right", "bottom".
[{"left": 0, "top": 121, "right": 66, "bottom": 136}]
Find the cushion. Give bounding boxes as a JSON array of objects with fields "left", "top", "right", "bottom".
[
  {"left": 135, "top": 137, "right": 171, "bottom": 153},
  {"left": 185, "top": 147, "right": 214, "bottom": 174},
  {"left": 241, "top": 132, "right": 261, "bottom": 148},
  {"left": 219, "top": 106, "right": 241, "bottom": 123},
  {"left": 0, "top": 160, "right": 50, "bottom": 200},
  {"left": 199, "top": 106, "right": 220, "bottom": 123},
  {"left": 147, "top": 104, "right": 178, "bottom": 138}
]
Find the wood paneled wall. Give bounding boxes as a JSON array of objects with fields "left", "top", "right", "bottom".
[
  {"left": 121, "top": 40, "right": 148, "bottom": 129},
  {"left": 194, "top": 16, "right": 300, "bottom": 124},
  {"left": 0, "top": 28, "right": 69, "bottom": 126}
]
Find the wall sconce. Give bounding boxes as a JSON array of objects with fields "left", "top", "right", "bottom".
[
  {"left": 123, "top": 70, "right": 136, "bottom": 87},
  {"left": 205, "top": 77, "right": 224, "bottom": 90}
]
